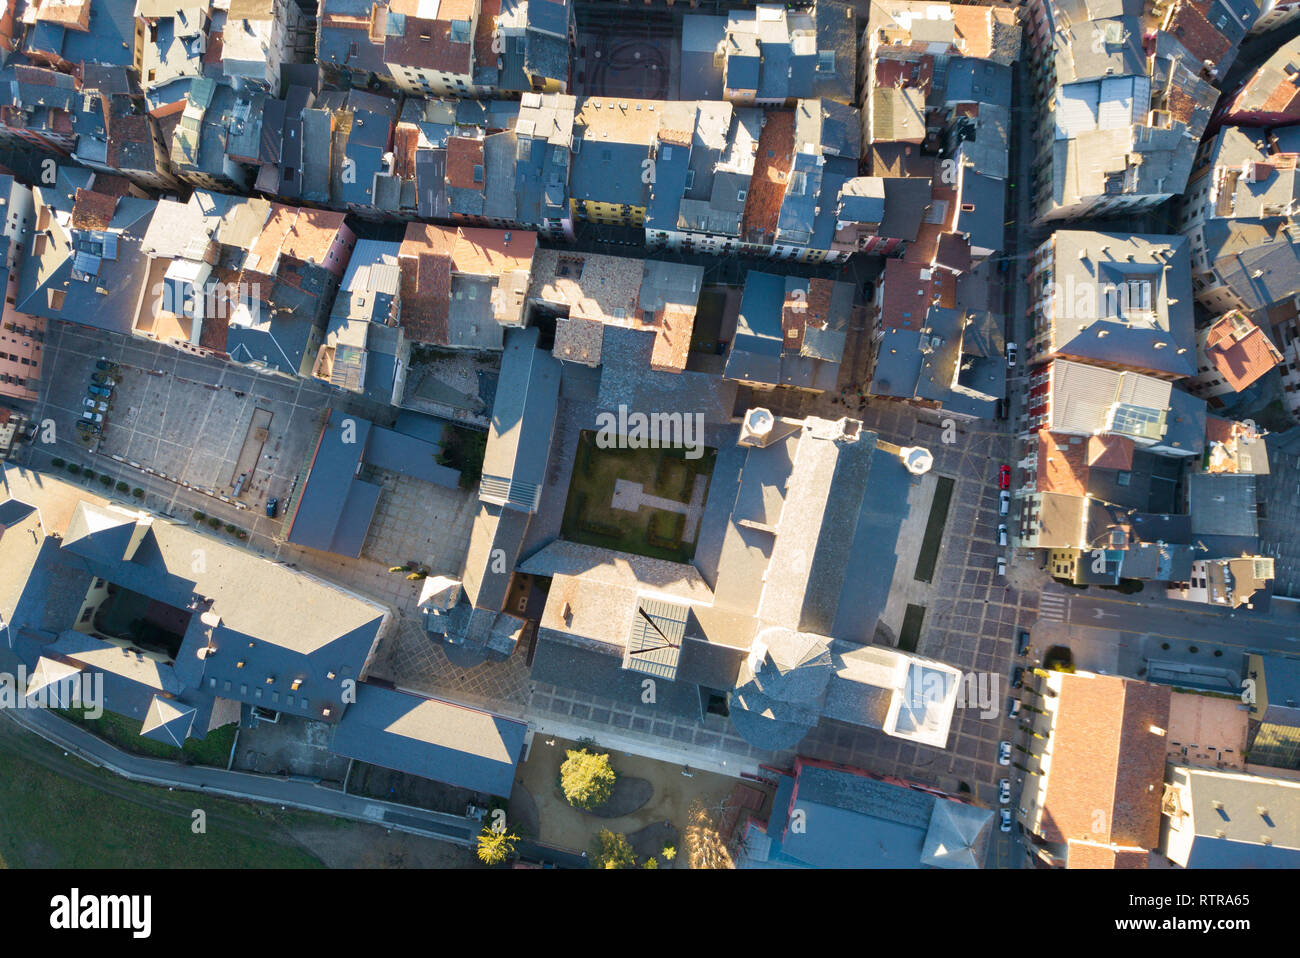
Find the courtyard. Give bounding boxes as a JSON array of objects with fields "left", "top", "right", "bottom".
[{"left": 559, "top": 430, "right": 717, "bottom": 564}]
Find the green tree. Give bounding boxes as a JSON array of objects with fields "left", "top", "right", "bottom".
[
  {"left": 590, "top": 830, "right": 635, "bottom": 869},
  {"left": 642, "top": 856, "right": 660, "bottom": 869},
  {"left": 476, "top": 825, "right": 519, "bottom": 866},
  {"left": 560, "top": 749, "right": 616, "bottom": 810}
]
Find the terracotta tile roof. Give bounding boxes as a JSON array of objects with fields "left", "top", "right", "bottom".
[
  {"left": 200, "top": 266, "right": 241, "bottom": 353},
  {"left": 385, "top": 0, "right": 475, "bottom": 75},
  {"left": 1035, "top": 428, "right": 1089, "bottom": 497},
  {"left": 393, "top": 123, "right": 420, "bottom": 179},
  {"left": 1086, "top": 435, "right": 1135, "bottom": 470},
  {"left": 204, "top": 30, "right": 224, "bottom": 66},
  {"left": 399, "top": 248, "right": 451, "bottom": 345},
  {"left": 1037, "top": 673, "right": 1170, "bottom": 853},
  {"left": 475, "top": 0, "right": 502, "bottom": 72},
  {"left": 1205, "top": 414, "right": 1235, "bottom": 445},
  {"left": 450, "top": 225, "right": 537, "bottom": 279},
  {"left": 279, "top": 207, "right": 348, "bottom": 263},
  {"left": 87, "top": 174, "right": 135, "bottom": 198},
  {"left": 246, "top": 204, "right": 346, "bottom": 279},
  {"left": 1065, "top": 840, "right": 1152, "bottom": 869},
  {"left": 398, "top": 223, "right": 537, "bottom": 344},
  {"left": 1164, "top": 0, "right": 1231, "bottom": 66},
  {"left": 70, "top": 188, "right": 116, "bottom": 230},
  {"left": 873, "top": 56, "right": 932, "bottom": 95},
  {"left": 1204, "top": 313, "right": 1283, "bottom": 391},
  {"left": 870, "top": 143, "right": 935, "bottom": 178},
  {"left": 647, "top": 302, "right": 694, "bottom": 373},
  {"left": 903, "top": 223, "right": 943, "bottom": 265},
  {"left": 1260, "top": 78, "right": 1300, "bottom": 116},
  {"left": 742, "top": 109, "right": 794, "bottom": 246},
  {"left": 35, "top": 0, "right": 90, "bottom": 31},
  {"left": 878, "top": 258, "right": 955, "bottom": 330},
  {"left": 446, "top": 136, "right": 485, "bottom": 191},
  {"left": 951, "top": 6, "right": 997, "bottom": 60}
]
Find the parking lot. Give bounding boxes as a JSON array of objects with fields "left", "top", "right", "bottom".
[{"left": 19, "top": 321, "right": 477, "bottom": 613}]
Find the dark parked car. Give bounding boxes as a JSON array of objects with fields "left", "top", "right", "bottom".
[
  {"left": 265, "top": 497, "right": 279, "bottom": 518},
  {"left": 1016, "top": 630, "right": 1031, "bottom": 656},
  {"left": 88, "top": 383, "right": 112, "bottom": 399},
  {"left": 1012, "top": 666, "right": 1025, "bottom": 690}
]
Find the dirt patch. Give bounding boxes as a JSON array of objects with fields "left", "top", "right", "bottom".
[
  {"left": 518, "top": 737, "right": 736, "bottom": 857},
  {"left": 627, "top": 821, "right": 680, "bottom": 868},
  {"left": 288, "top": 824, "right": 482, "bottom": 869},
  {"left": 508, "top": 784, "right": 541, "bottom": 840}
]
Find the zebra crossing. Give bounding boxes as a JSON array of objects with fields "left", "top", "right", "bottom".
[{"left": 1038, "top": 592, "right": 1068, "bottom": 623}]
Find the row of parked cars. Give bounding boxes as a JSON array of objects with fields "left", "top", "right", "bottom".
[
  {"left": 77, "top": 360, "right": 118, "bottom": 438},
  {"left": 997, "top": 630, "right": 1034, "bottom": 832}
]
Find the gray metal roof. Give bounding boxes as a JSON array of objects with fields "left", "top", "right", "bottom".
[{"left": 331, "top": 684, "right": 526, "bottom": 797}]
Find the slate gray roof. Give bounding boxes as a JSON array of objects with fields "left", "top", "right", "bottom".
[
  {"left": 331, "top": 684, "right": 527, "bottom": 797},
  {"left": 1188, "top": 472, "right": 1258, "bottom": 540},
  {"left": 4, "top": 490, "right": 391, "bottom": 733},
  {"left": 752, "top": 761, "right": 993, "bottom": 869},
  {"left": 480, "top": 327, "right": 562, "bottom": 513},
  {"left": 1172, "top": 765, "right": 1300, "bottom": 867},
  {"left": 286, "top": 411, "right": 458, "bottom": 557}
]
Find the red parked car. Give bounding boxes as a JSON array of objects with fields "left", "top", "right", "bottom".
[{"left": 998, "top": 464, "right": 1011, "bottom": 489}]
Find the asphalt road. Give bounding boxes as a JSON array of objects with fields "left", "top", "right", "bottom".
[{"left": 1040, "top": 583, "right": 1300, "bottom": 655}]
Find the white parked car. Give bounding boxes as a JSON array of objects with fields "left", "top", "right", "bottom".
[
  {"left": 999, "top": 779, "right": 1012, "bottom": 805},
  {"left": 998, "top": 741, "right": 1012, "bottom": 766},
  {"left": 1006, "top": 342, "right": 1018, "bottom": 367},
  {"left": 999, "top": 489, "right": 1010, "bottom": 515},
  {"left": 1000, "top": 809, "right": 1013, "bottom": 832},
  {"left": 80, "top": 411, "right": 104, "bottom": 425},
  {"left": 996, "top": 556, "right": 1007, "bottom": 577},
  {"left": 997, "top": 523, "right": 1008, "bottom": 547}
]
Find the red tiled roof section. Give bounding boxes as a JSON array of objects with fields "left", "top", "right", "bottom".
[
  {"left": 204, "top": 30, "right": 224, "bottom": 66},
  {"left": 1038, "top": 673, "right": 1170, "bottom": 853},
  {"left": 87, "top": 174, "right": 135, "bottom": 198},
  {"left": 446, "top": 136, "right": 485, "bottom": 191},
  {"left": 280, "top": 207, "right": 348, "bottom": 263},
  {"left": 1205, "top": 314, "right": 1282, "bottom": 391},
  {"left": 1205, "top": 414, "right": 1235, "bottom": 445},
  {"left": 1086, "top": 435, "right": 1134, "bottom": 470},
  {"left": 647, "top": 303, "right": 694, "bottom": 373},
  {"left": 743, "top": 110, "right": 794, "bottom": 246},
  {"left": 399, "top": 222, "right": 455, "bottom": 346},
  {"left": 245, "top": 205, "right": 345, "bottom": 278},
  {"left": 475, "top": 0, "right": 502, "bottom": 73},
  {"left": 1065, "top": 839, "right": 1152, "bottom": 869},
  {"left": 1163, "top": 0, "right": 1230, "bottom": 66},
  {"left": 878, "top": 258, "right": 955, "bottom": 330},
  {"left": 386, "top": 0, "right": 475, "bottom": 75},
  {"left": 35, "top": 0, "right": 90, "bottom": 31},
  {"left": 200, "top": 266, "right": 240, "bottom": 353},
  {"left": 70, "top": 188, "right": 117, "bottom": 230},
  {"left": 393, "top": 123, "right": 420, "bottom": 179},
  {"left": 1035, "top": 428, "right": 1089, "bottom": 497}
]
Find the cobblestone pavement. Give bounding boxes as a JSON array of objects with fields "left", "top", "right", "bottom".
[{"left": 360, "top": 469, "right": 479, "bottom": 572}]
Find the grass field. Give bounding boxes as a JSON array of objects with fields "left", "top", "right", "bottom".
[
  {"left": 560, "top": 430, "right": 716, "bottom": 564},
  {"left": 0, "top": 721, "right": 323, "bottom": 868},
  {"left": 55, "top": 708, "right": 236, "bottom": 767}
]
